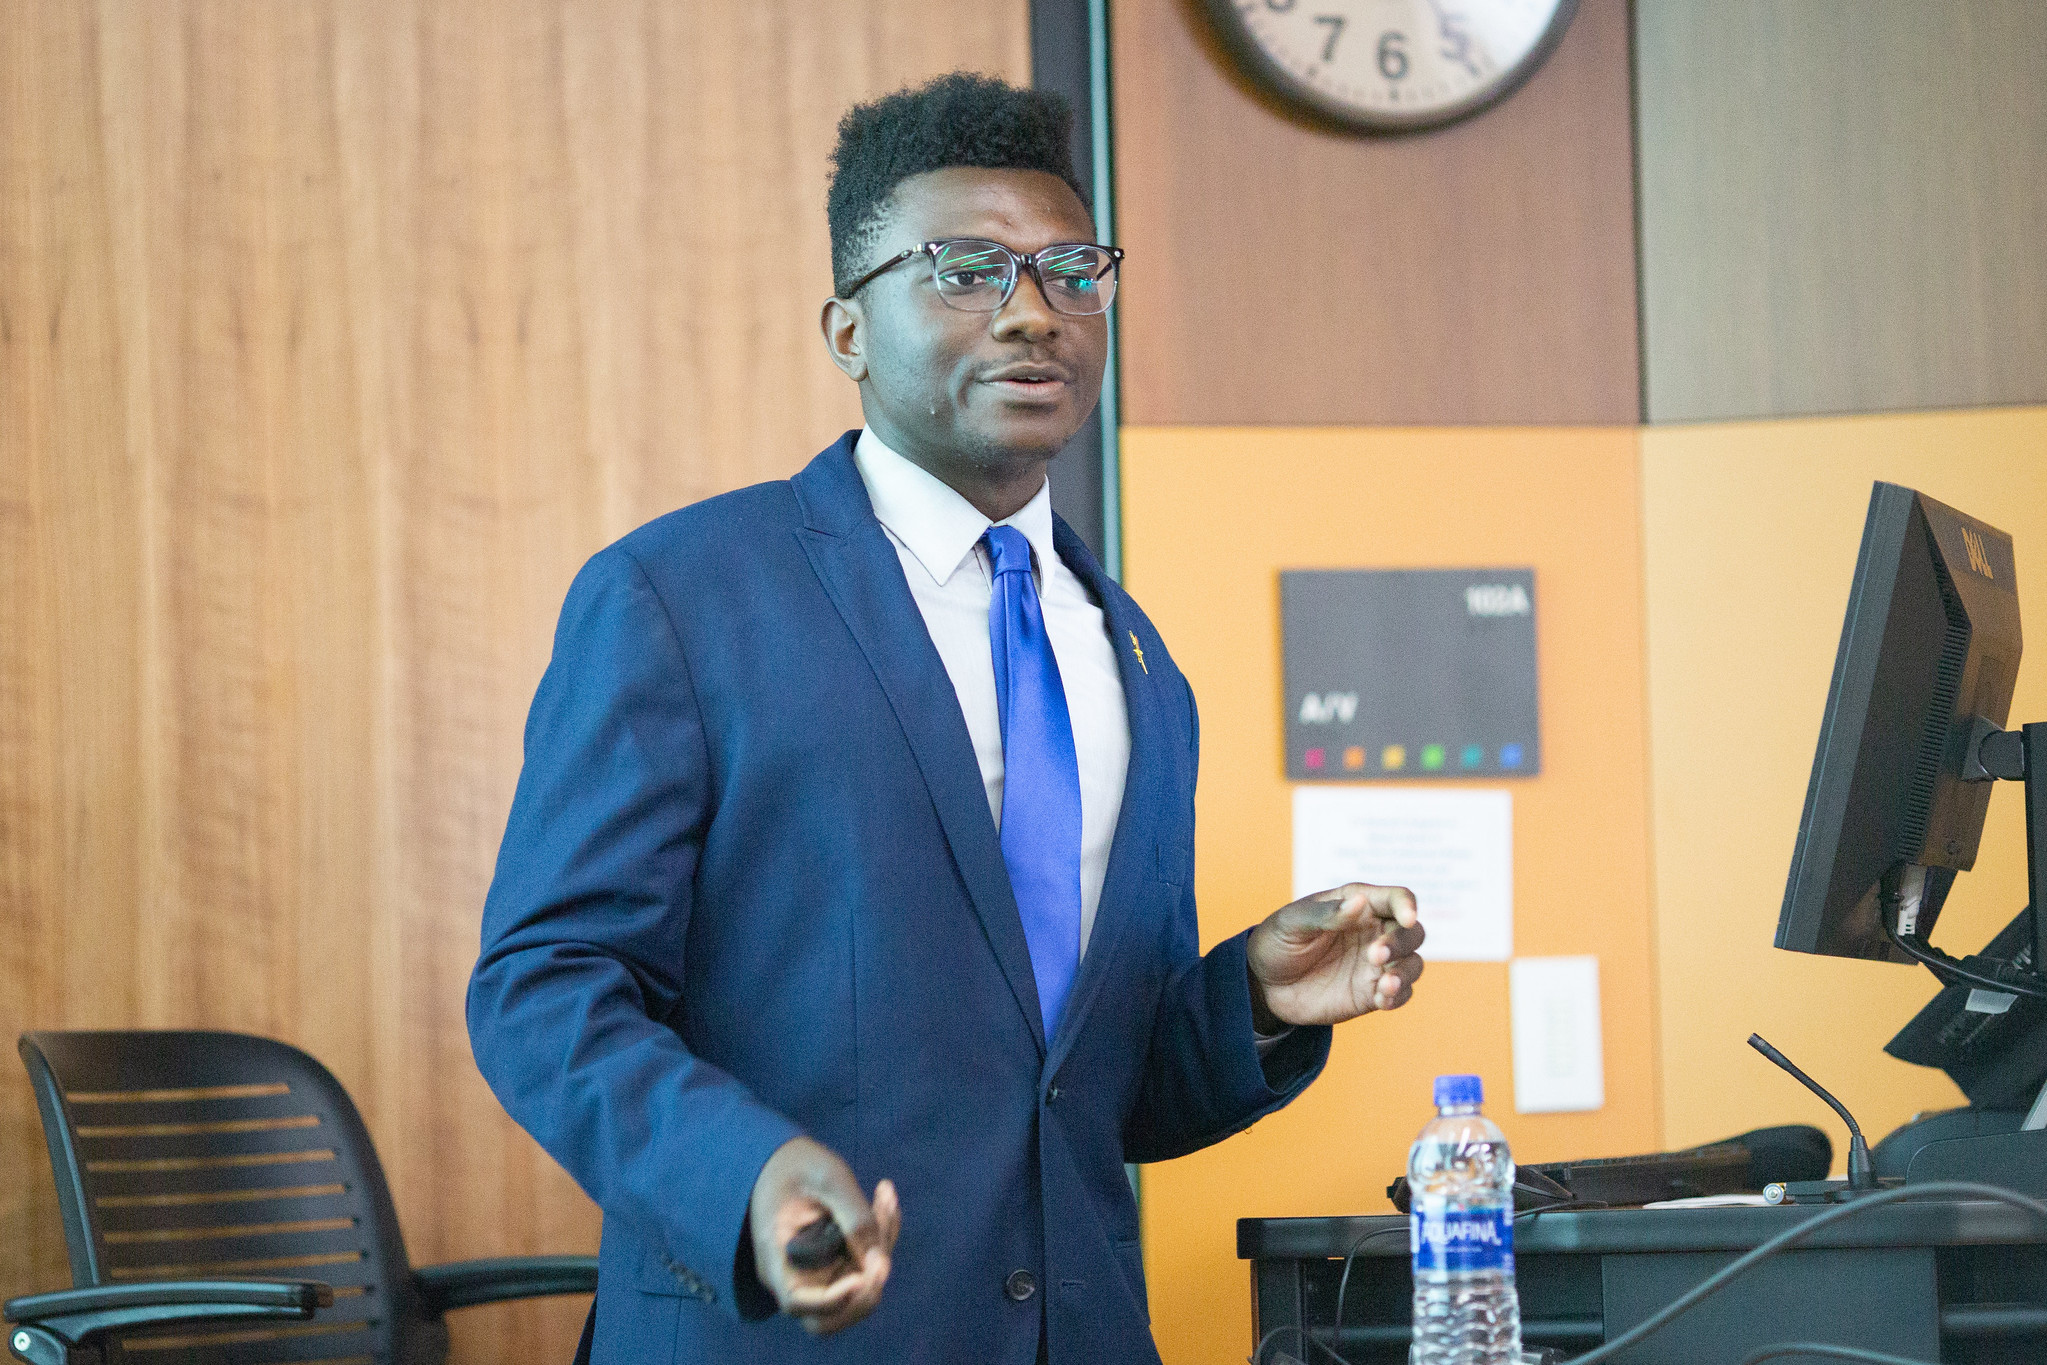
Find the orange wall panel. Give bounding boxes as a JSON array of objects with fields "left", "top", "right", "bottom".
[
  {"left": 1123, "top": 426, "right": 1658, "bottom": 1365},
  {"left": 1644, "top": 407, "right": 2047, "bottom": 1161}
]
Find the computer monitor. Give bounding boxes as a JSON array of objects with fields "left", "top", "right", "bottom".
[{"left": 1776, "top": 482, "right": 2041, "bottom": 994}]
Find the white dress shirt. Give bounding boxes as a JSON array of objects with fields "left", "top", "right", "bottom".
[{"left": 853, "top": 429, "right": 1130, "bottom": 957}]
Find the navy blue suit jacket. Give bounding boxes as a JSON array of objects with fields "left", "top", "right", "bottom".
[{"left": 467, "top": 433, "right": 1330, "bottom": 1364}]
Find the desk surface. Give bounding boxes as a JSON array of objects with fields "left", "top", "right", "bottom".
[
  {"left": 1239, "top": 1199, "right": 2047, "bottom": 1365},
  {"left": 1239, "top": 1198, "right": 2047, "bottom": 1260}
]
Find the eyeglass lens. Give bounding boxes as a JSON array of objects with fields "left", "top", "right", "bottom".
[{"left": 931, "top": 240, "right": 1118, "bottom": 316}]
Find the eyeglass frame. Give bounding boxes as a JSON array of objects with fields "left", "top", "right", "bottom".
[{"left": 833, "top": 238, "right": 1125, "bottom": 316}]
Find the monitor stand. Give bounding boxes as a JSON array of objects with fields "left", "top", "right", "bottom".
[
  {"left": 1884, "top": 720, "right": 2047, "bottom": 1003},
  {"left": 1901, "top": 1121, "right": 2047, "bottom": 1196},
  {"left": 1879, "top": 721, "right": 2047, "bottom": 1194},
  {"left": 1852, "top": 1076, "right": 2047, "bottom": 1195}
]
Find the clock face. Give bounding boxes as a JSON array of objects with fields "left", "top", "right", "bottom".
[{"left": 1203, "top": 0, "right": 1577, "bottom": 133}]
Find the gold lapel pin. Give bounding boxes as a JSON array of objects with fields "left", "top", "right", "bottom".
[{"left": 1129, "top": 631, "right": 1147, "bottom": 675}]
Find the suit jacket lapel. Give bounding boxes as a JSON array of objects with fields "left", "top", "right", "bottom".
[
  {"left": 1045, "top": 516, "right": 1168, "bottom": 1075},
  {"left": 792, "top": 435, "right": 1047, "bottom": 1056}
]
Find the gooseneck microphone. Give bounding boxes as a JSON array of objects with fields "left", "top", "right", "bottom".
[{"left": 1748, "top": 1033, "right": 1875, "bottom": 1190}]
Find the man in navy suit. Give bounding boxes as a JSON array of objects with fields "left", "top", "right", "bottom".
[{"left": 468, "top": 73, "right": 1424, "bottom": 1365}]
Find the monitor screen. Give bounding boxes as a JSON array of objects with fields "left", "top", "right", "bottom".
[{"left": 1776, "top": 482, "right": 2021, "bottom": 962}]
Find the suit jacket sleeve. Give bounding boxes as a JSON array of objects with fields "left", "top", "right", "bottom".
[
  {"left": 1122, "top": 676, "right": 1333, "bottom": 1164},
  {"left": 467, "top": 545, "right": 801, "bottom": 1320}
]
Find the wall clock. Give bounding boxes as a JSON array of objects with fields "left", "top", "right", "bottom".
[{"left": 1200, "top": 0, "right": 1578, "bottom": 134}]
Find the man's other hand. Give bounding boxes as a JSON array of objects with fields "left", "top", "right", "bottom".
[
  {"left": 1247, "top": 882, "right": 1425, "bottom": 1029},
  {"left": 749, "top": 1137, "right": 900, "bottom": 1334}
]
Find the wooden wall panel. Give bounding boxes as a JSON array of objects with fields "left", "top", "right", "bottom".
[
  {"left": 1637, "top": 0, "right": 2047, "bottom": 424},
  {"left": 1644, "top": 409, "right": 2047, "bottom": 1163},
  {"left": 0, "top": 3, "right": 1028, "bottom": 1360},
  {"left": 1123, "top": 426, "right": 1659, "bottom": 1365},
  {"left": 1110, "top": 0, "right": 1639, "bottom": 426},
  {"left": 1, "top": 0, "right": 148, "bottom": 1292}
]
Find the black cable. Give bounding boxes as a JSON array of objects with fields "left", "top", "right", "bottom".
[
  {"left": 1515, "top": 1199, "right": 1609, "bottom": 1222},
  {"left": 1249, "top": 1324, "right": 1305, "bottom": 1365},
  {"left": 1738, "top": 1345, "right": 1937, "bottom": 1365},
  {"left": 1318, "top": 1201, "right": 1606, "bottom": 1364},
  {"left": 1882, "top": 884, "right": 2047, "bottom": 1000},
  {"left": 1884, "top": 924, "right": 2047, "bottom": 1000},
  {"left": 1302, "top": 1327, "right": 1357, "bottom": 1365},
  {"left": 1560, "top": 1181, "right": 2047, "bottom": 1365},
  {"left": 1327, "top": 1223, "right": 1406, "bottom": 1365},
  {"left": 1247, "top": 1322, "right": 1355, "bottom": 1365}
]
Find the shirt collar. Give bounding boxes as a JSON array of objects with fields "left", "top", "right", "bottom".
[{"left": 853, "top": 428, "right": 1056, "bottom": 587}]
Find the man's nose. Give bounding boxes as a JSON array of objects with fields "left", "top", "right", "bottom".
[{"left": 989, "top": 270, "right": 1061, "bottom": 342}]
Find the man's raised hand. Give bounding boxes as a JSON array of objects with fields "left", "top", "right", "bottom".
[
  {"left": 749, "top": 1137, "right": 900, "bottom": 1334},
  {"left": 1246, "top": 882, "right": 1425, "bottom": 1029}
]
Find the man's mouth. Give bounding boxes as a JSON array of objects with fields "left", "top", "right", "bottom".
[{"left": 981, "top": 363, "right": 1071, "bottom": 402}]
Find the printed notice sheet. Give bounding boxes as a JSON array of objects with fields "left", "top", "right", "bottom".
[{"left": 1291, "top": 786, "right": 1512, "bottom": 962}]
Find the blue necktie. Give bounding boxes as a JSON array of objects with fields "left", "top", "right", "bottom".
[{"left": 984, "top": 525, "right": 1083, "bottom": 1042}]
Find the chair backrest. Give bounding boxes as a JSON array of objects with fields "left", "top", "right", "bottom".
[{"left": 19, "top": 1030, "right": 446, "bottom": 1364}]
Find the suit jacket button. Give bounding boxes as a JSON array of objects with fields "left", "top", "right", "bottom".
[{"left": 1004, "top": 1269, "right": 1037, "bottom": 1302}]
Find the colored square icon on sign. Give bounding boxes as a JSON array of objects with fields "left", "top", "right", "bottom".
[
  {"left": 1500, "top": 743, "right": 1524, "bottom": 769},
  {"left": 1304, "top": 747, "right": 1326, "bottom": 770},
  {"left": 1461, "top": 744, "right": 1484, "bottom": 769},
  {"left": 1381, "top": 745, "right": 1406, "bottom": 771},
  {"left": 1343, "top": 745, "right": 1366, "bottom": 771},
  {"left": 1420, "top": 744, "right": 1446, "bottom": 771}
]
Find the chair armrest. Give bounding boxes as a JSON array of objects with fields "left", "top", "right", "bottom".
[
  {"left": 5, "top": 1280, "right": 331, "bottom": 1356},
  {"left": 415, "top": 1256, "right": 599, "bottom": 1313}
]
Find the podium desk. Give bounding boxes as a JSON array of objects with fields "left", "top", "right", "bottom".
[{"left": 1239, "top": 1201, "right": 2047, "bottom": 1364}]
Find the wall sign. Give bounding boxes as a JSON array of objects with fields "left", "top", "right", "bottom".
[{"left": 1281, "top": 568, "right": 1540, "bottom": 781}]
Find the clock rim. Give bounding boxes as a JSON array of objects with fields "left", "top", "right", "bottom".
[{"left": 1195, "top": 0, "right": 1580, "bottom": 135}]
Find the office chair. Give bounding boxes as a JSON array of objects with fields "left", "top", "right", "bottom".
[{"left": 5, "top": 1030, "right": 597, "bottom": 1364}]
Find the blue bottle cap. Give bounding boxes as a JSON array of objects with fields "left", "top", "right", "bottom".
[{"left": 1434, "top": 1074, "right": 1483, "bottom": 1109}]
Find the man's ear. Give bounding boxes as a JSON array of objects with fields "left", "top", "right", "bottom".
[{"left": 820, "top": 296, "right": 868, "bottom": 383}]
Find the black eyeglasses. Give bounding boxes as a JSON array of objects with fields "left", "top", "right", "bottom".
[{"left": 835, "top": 238, "right": 1123, "bottom": 316}]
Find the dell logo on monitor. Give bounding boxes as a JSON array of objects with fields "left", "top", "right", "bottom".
[{"left": 1962, "top": 526, "right": 1996, "bottom": 579}]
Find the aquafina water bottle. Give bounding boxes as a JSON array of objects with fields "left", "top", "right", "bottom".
[{"left": 1408, "top": 1074, "right": 1522, "bottom": 1365}]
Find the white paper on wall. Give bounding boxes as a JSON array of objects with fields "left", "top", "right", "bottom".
[
  {"left": 1509, "top": 955, "right": 1606, "bottom": 1114},
  {"left": 1291, "top": 786, "right": 1512, "bottom": 962}
]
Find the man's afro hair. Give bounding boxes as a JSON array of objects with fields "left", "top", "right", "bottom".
[{"left": 827, "top": 72, "right": 1086, "bottom": 294}]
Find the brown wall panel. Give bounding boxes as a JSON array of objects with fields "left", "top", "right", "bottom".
[
  {"left": 0, "top": 3, "right": 1027, "bottom": 1360},
  {"left": 1111, "top": 0, "right": 1639, "bottom": 426},
  {"left": 1637, "top": 0, "right": 2047, "bottom": 424}
]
